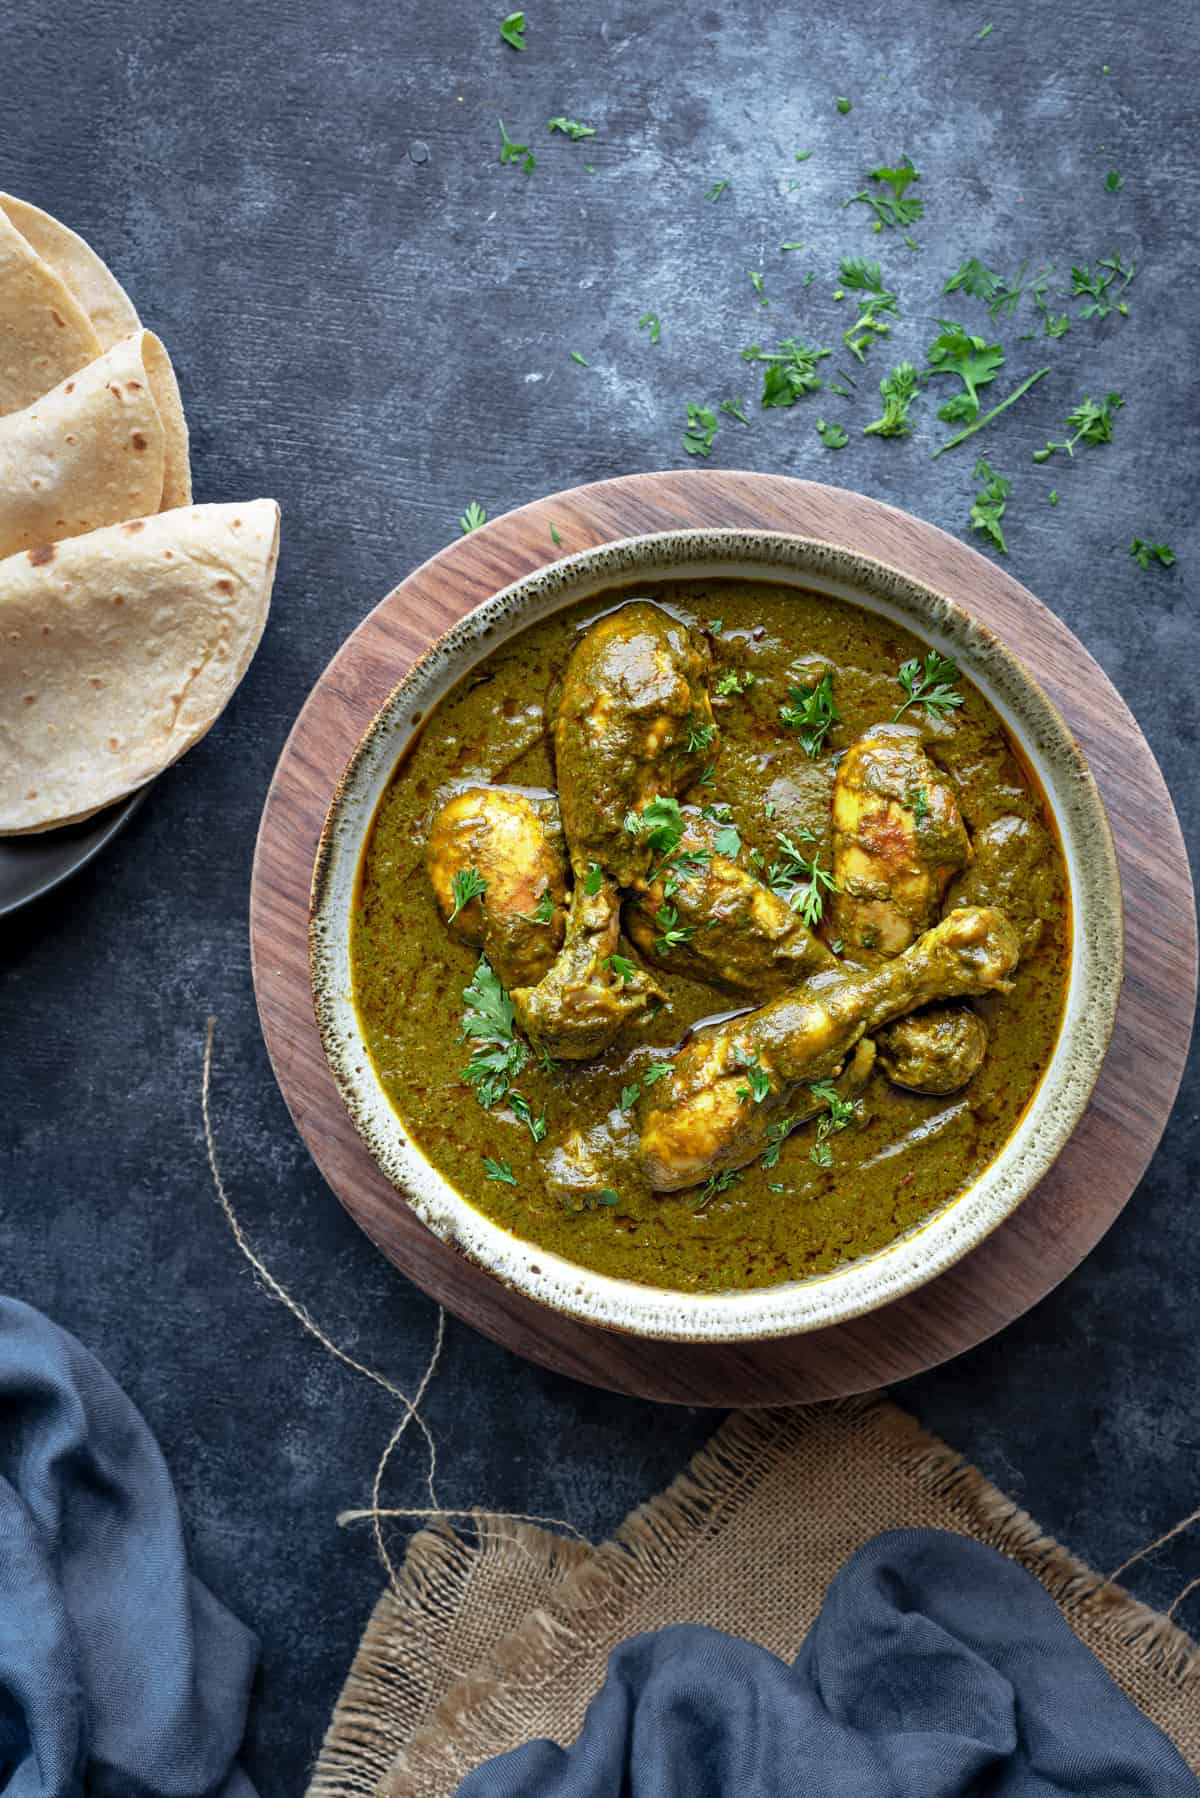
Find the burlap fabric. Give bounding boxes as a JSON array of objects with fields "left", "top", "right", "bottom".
[{"left": 308, "top": 1397, "right": 1200, "bottom": 1796}]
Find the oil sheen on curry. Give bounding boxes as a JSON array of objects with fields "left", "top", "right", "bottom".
[{"left": 351, "top": 582, "right": 1069, "bottom": 1294}]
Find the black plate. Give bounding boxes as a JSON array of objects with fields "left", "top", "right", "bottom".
[{"left": 0, "top": 788, "right": 147, "bottom": 918}]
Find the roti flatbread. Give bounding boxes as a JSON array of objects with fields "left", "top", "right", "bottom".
[
  {"left": 0, "top": 331, "right": 191, "bottom": 559},
  {"left": 0, "top": 195, "right": 141, "bottom": 417},
  {"left": 0, "top": 499, "right": 279, "bottom": 834},
  {"left": 0, "top": 194, "right": 140, "bottom": 352}
]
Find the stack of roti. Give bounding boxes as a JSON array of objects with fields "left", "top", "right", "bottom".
[{"left": 0, "top": 193, "right": 279, "bottom": 834}]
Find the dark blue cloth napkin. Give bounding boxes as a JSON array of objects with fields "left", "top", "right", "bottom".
[
  {"left": 458, "top": 1529, "right": 1197, "bottom": 1797},
  {"left": 0, "top": 1297, "right": 257, "bottom": 1797}
]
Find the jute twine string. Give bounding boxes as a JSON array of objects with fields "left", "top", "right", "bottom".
[
  {"left": 203, "top": 1020, "right": 1197, "bottom": 1612},
  {"left": 201, "top": 1019, "right": 583, "bottom": 1593}
]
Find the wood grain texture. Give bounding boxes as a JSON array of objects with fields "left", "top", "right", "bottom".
[{"left": 250, "top": 472, "right": 1197, "bottom": 1406}]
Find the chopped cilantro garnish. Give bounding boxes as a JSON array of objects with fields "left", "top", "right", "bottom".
[
  {"left": 483, "top": 1156, "right": 517, "bottom": 1185},
  {"left": 641, "top": 1060, "right": 672, "bottom": 1087},
  {"left": 845, "top": 157, "right": 923, "bottom": 232},
  {"left": 459, "top": 502, "right": 487, "bottom": 534},
  {"left": 713, "top": 823, "right": 741, "bottom": 858},
  {"left": 743, "top": 338, "right": 832, "bottom": 407},
  {"left": 1104, "top": 169, "right": 1123, "bottom": 193},
  {"left": 836, "top": 96, "right": 852, "bottom": 114},
  {"left": 931, "top": 367, "right": 1050, "bottom": 459},
  {"left": 970, "top": 457, "right": 1010, "bottom": 554},
  {"left": 584, "top": 861, "right": 603, "bottom": 895},
  {"left": 863, "top": 361, "right": 919, "bottom": 437},
  {"left": 690, "top": 1167, "right": 741, "bottom": 1211},
  {"left": 516, "top": 891, "right": 555, "bottom": 926},
  {"left": 653, "top": 902, "right": 694, "bottom": 954},
  {"left": 1129, "top": 539, "right": 1176, "bottom": 571},
  {"left": 499, "top": 11, "right": 526, "bottom": 50},
  {"left": 684, "top": 403, "right": 719, "bottom": 457},
  {"left": 816, "top": 417, "right": 849, "bottom": 449},
  {"left": 619, "top": 1083, "right": 640, "bottom": 1112},
  {"left": 766, "top": 831, "right": 838, "bottom": 927},
  {"left": 638, "top": 310, "right": 662, "bottom": 343},
  {"left": 705, "top": 179, "right": 730, "bottom": 200},
  {"left": 603, "top": 952, "right": 639, "bottom": 984},
  {"left": 448, "top": 866, "right": 487, "bottom": 920},
  {"left": 893, "top": 650, "right": 963, "bottom": 722},
  {"left": 1071, "top": 254, "right": 1135, "bottom": 320},
  {"left": 549, "top": 522, "right": 563, "bottom": 546},
  {"left": 460, "top": 957, "right": 527, "bottom": 1109},
  {"left": 498, "top": 118, "right": 535, "bottom": 173},
  {"left": 548, "top": 116, "right": 595, "bottom": 139},
  {"left": 1032, "top": 391, "right": 1123, "bottom": 462},
  {"left": 779, "top": 669, "right": 839, "bottom": 756},
  {"left": 721, "top": 398, "right": 750, "bottom": 424},
  {"left": 569, "top": 350, "right": 590, "bottom": 366},
  {"left": 926, "top": 323, "right": 1004, "bottom": 424},
  {"left": 837, "top": 258, "right": 899, "bottom": 362}
]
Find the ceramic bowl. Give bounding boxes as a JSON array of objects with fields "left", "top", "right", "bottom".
[{"left": 309, "top": 530, "right": 1122, "bottom": 1342}]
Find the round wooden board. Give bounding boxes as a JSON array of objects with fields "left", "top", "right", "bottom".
[{"left": 250, "top": 472, "right": 1196, "bottom": 1406}]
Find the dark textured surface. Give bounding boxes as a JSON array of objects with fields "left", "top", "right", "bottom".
[{"left": 1, "top": 3, "right": 1197, "bottom": 1792}]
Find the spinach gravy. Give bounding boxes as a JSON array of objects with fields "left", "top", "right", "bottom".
[{"left": 350, "top": 580, "right": 1070, "bottom": 1294}]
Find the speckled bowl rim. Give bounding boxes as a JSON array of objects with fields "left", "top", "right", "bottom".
[{"left": 310, "top": 529, "right": 1123, "bottom": 1343}]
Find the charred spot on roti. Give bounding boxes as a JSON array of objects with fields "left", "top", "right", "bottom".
[
  {"left": 126, "top": 379, "right": 142, "bottom": 391},
  {"left": 21, "top": 693, "right": 36, "bottom": 705},
  {"left": 112, "top": 594, "right": 124, "bottom": 606},
  {"left": 107, "top": 736, "right": 120, "bottom": 752},
  {"left": 131, "top": 432, "right": 147, "bottom": 451},
  {"left": 215, "top": 578, "right": 234, "bottom": 594},
  {"left": 123, "top": 520, "right": 144, "bottom": 533},
  {"left": 50, "top": 309, "right": 65, "bottom": 328},
  {"left": 65, "top": 381, "right": 75, "bottom": 393},
  {"left": 27, "top": 542, "right": 54, "bottom": 565}
]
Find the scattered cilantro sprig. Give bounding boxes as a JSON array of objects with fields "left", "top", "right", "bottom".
[
  {"left": 969, "top": 457, "right": 1011, "bottom": 553},
  {"left": 893, "top": 650, "right": 964, "bottom": 721},
  {"left": 1032, "top": 391, "right": 1123, "bottom": 462}
]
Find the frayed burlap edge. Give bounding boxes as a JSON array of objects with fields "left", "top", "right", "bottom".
[
  {"left": 308, "top": 1517, "right": 593, "bottom": 1796},
  {"left": 310, "top": 1396, "right": 1199, "bottom": 1796}
]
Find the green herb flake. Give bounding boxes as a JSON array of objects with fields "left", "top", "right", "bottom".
[
  {"left": 744, "top": 338, "right": 832, "bottom": 408},
  {"left": 932, "top": 367, "right": 1050, "bottom": 459},
  {"left": 516, "top": 891, "right": 555, "bottom": 926},
  {"left": 602, "top": 952, "right": 638, "bottom": 984},
  {"left": 584, "top": 861, "right": 603, "bottom": 895},
  {"left": 765, "top": 830, "right": 839, "bottom": 928},
  {"left": 713, "top": 823, "right": 742, "bottom": 858},
  {"left": 721, "top": 398, "right": 750, "bottom": 424},
  {"left": 779, "top": 669, "right": 840, "bottom": 756},
  {"left": 684, "top": 403, "right": 719, "bottom": 458},
  {"left": 816, "top": 416, "right": 849, "bottom": 449},
  {"left": 460, "top": 957, "right": 527, "bottom": 1109},
  {"left": 845, "top": 157, "right": 923, "bottom": 233},
  {"left": 619, "top": 1083, "right": 641, "bottom": 1112},
  {"left": 1129, "top": 538, "right": 1176, "bottom": 571},
  {"left": 638, "top": 310, "right": 662, "bottom": 343},
  {"left": 1104, "top": 168, "right": 1123, "bottom": 193},
  {"left": 781, "top": 240, "right": 807, "bottom": 251},
  {"left": 549, "top": 522, "right": 563, "bottom": 546},
  {"left": 837, "top": 257, "right": 900, "bottom": 363},
  {"left": 863, "top": 361, "right": 919, "bottom": 438},
  {"left": 836, "top": 96, "right": 852, "bottom": 114},
  {"left": 1071, "top": 253, "right": 1136, "bottom": 321},
  {"left": 653, "top": 902, "right": 695, "bottom": 955},
  {"left": 459, "top": 501, "right": 487, "bottom": 534},
  {"left": 448, "top": 866, "right": 487, "bottom": 920},
  {"left": 1032, "top": 391, "right": 1124, "bottom": 462},
  {"left": 499, "top": 11, "right": 526, "bottom": 50},
  {"left": 569, "top": 350, "right": 590, "bottom": 366},
  {"left": 498, "top": 118, "right": 535, "bottom": 173},
  {"left": 926, "top": 322, "right": 1004, "bottom": 424},
  {"left": 893, "top": 650, "right": 964, "bottom": 722},
  {"left": 690, "top": 1167, "right": 742, "bottom": 1212},
  {"left": 641, "top": 1060, "right": 672, "bottom": 1087},
  {"left": 483, "top": 1156, "right": 517, "bottom": 1185},
  {"left": 748, "top": 269, "right": 768, "bottom": 305},
  {"left": 1048, "top": 490, "right": 1060, "bottom": 505},
  {"left": 969, "top": 456, "right": 1011, "bottom": 554},
  {"left": 548, "top": 116, "right": 595, "bottom": 139},
  {"left": 977, "top": 20, "right": 994, "bottom": 37},
  {"left": 795, "top": 149, "right": 814, "bottom": 162},
  {"left": 705, "top": 179, "right": 730, "bottom": 201}
]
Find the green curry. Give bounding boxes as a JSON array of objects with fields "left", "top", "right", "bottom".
[{"left": 351, "top": 580, "right": 1069, "bottom": 1294}]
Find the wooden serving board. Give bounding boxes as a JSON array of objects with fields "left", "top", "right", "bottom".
[{"left": 250, "top": 472, "right": 1196, "bottom": 1406}]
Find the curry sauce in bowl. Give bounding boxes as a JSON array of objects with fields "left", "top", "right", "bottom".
[{"left": 311, "top": 532, "right": 1120, "bottom": 1340}]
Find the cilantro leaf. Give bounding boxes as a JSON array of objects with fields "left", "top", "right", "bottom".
[
  {"left": 602, "top": 952, "right": 638, "bottom": 984},
  {"left": 690, "top": 1167, "right": 742, "bottom": 1212},
  {"left": 721, "top": 397, "right": 750, "bottom": 424},
  {"left": 863, "top": 361, "right": 919, "bottom": 437},
  {"left": 1104, "top": 168, "right": 1123, "bottom": 193},
  {"left": 459, "top": 502, "right": 487, "bottom": 534},
  {"left": 620, "top": 1083, "right": 640, "bottom": 1111},
  {"left": 943, "top": 258, "right": 1003, "bottom": 303},
  {"left": 460, "top": 958, "right": 527, "bottom": 1109},
  {"left": 1129, "top": 538, "right": 1176, "bottom": 571},
  {"left": 931, "top": 366, "right": 1050, "bottom": 459},
  {"left": 893, "top": 650, "right": 964, "bottom": 722},
  {"left": 653, "top": 902, "right": 695, "bottom": 954},
  {"left": 641, "top": 1060, "right": 672, "bottom": 1087},
  {"left": 926, "top": 322, "right": 1004, "bottom": 423},
  {"left": 748, "top": 269, "right": 768, "bottom": 304},
  {"left": 584, "top": 861, "right": 603, "bottom": 895},
  {"left": 816, "top": 416, "right": 849, "bottom": 448},
  {"left": 498, "top": 118, "right": 535, "bottom": 173},
  {"left": 1070, "top": 253, "right": 1135, "bottom": 320},
  {"left": 638, "top": 310, "right": 662, "bottom": 343},
  {"left": 845, "top": 157, "right": 924, "bottom": 232},
  {"left": 836, "top": 96, "right": 852, "bottom": 114},
  {"left": 765, "top": 832, "right": 838, "bottom": 927},
  {"left": 684, "top": 403, "right": 719, "bottom": 457},
  {"left": 483, "top": 1156, "right": 517, "bottom": 1185},
  {"left": 705, "top": 179, "right": 729, "bottom": 201},
  {"left": 779, "top": 669, "right": 839, "bottom": 756},
  {"left": 1032, "top": 391, "right": 1124, "bottom": 462},
  {"left": 448, "top": 866, "right": 487, "bottom": 920},
  {"left": 743, "top": 338, "right": 832, "bottom": 408},
  {"left": 837, "top": 258, "right": 899, "bottom": 362},
  {"left": 713, "top": 823, "right": 742, "bottom": 858},
  {"left": 499, "top": 11, "right": 526, "bottom": 50},
  {"left": 548, "top": 116, "right": 595, "bottom": 139},
  {"left": 969, "top": 456, "right": 1011, "bottom": 554}
]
